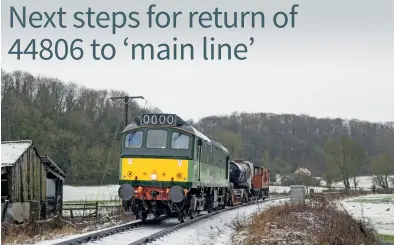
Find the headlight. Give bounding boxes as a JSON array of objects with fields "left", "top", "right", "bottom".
[{"left": 151, "top": 173, "right": 157, "bottom": 180}]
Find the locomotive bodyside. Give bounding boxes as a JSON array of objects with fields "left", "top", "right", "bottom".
[{"left": 118, "top": 113, "right": 230, "bottom": 222}]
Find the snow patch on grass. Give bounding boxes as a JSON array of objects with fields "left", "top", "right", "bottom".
[{"left": 338, "top": 194, "right": 394, "bottom": 236}]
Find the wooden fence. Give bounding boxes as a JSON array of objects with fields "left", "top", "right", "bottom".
[{"left": 62, "top": 201, "right": 122, "bottom": 219}]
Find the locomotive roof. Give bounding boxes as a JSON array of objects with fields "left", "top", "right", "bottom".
[{"left": 122, "top": 118, "right": 230, "bottom": 155}]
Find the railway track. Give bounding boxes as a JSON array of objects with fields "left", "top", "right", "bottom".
[
  {"left": 54, "top": 196, "right": 288, "bottom": 245},
  {"left": 128, "top": 196, "right": 287, "bottom": 245},
  {"left": 51, "top": 216, "right": 168, "bottom": 245}
]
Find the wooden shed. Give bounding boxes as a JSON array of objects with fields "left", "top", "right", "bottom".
[{"left": 1, "top": 140, "right": 65, "bottom": 223}]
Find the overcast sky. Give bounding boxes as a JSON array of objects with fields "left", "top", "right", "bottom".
[{"left": 1, "top": 0, "right": 393, "bottom": 123}]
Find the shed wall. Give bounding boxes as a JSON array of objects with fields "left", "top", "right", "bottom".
[{"left": 8, "top": 146, "right": 46, "bottom": 203}]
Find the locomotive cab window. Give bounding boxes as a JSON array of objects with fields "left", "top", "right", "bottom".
[
  {"left": 171, "top": 132, "right": 190, "bottom": 149},
  {"left": 147, "top": 129, "right": 167, "bottom": 148},
  {"left": 125, "top": 131, "right": 143, "bottom": 148}
]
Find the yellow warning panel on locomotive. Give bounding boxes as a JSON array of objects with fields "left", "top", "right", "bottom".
[{"left": 120, "top": 158, "right": 189, "bottom": 182}]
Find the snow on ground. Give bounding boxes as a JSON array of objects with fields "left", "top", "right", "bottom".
[
  {"left": 330, "top": 175, "right": 394, "bottom": 190},
  {"left": 62, "top": 205, "right": 122, "bottom": 217},
  {"left": 270, "top": 185, "right": 327, "bottom": 193},
  {"left": 149, "top": 198, "right": 288, "bottom": 245},
  {"left": 84, "top": 218, "right": 179, "bottom": 245},
  {"left": 274, "top": 174, "right": 394, "bottom": 190},
  {"left": 338, "top": 194, "right": 394, "bottom": 236},
  {"left": 63, "top": 185, "right": 119, "bottom": 202}
]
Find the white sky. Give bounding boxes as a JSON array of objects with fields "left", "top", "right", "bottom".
[{"left": 1, "top": 0, "right": 393, "bottom": 123}]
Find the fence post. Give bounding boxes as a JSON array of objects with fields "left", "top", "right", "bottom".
[{"left": 95, "top": 201, "right": 99, "bottom": 218}]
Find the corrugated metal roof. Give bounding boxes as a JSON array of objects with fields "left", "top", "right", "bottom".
[{"left": 1, "top": 140, "right": 32, "bottom": 167}]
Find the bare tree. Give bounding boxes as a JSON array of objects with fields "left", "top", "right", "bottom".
[
  {"left": 324, "top": 136, "right": 367, "bottom": 190},
  {"left": 371, "top": 153, "right": 394, "bottom": 189}
]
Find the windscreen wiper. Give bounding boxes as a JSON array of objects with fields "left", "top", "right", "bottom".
[{"left": 173, "top": 133, "right": 183, "bottom": 143}]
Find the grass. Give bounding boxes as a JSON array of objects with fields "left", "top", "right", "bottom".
[
  {"left": 379, "top": 234, "right": 394, "bottom": 243},
  {"left": 2, "top": 190, "right": 126, "bottom": 244},
  {"left": 1, "top": 215, "right": 78, "bottom": 244},
  {"left": 231, "top": 190, "right": 383, "bottom": 245},
  {"left": 1, "top": 210, "right": 136, "bottom": 244},
  {"left": 231, "top": 202, "right": 381, "bottom": 245}
]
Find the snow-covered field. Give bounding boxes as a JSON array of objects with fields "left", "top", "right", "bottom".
[
  {"left": 63, "top": 184, "right": 322, "bottom": 202},
  {"left": 270, "top": 185, "right": 327, "bottom": 193},
  {"left": 330, "top": 175, "right": 394, "bottom": 190},
  {"left": 274, "top": 174, "right": 394, "bottom": 190},
  {"left": 338, "top": 194, "right": 394, "bottom": 236},
  {"left": 62, "top": 204, "right": 122, "bottom": 217},
  {"left": 63, "top": 185, "right": 120, "bottom": 202},
  {"left": 63, "top": 174, "right": 393, "bottom": 202}
]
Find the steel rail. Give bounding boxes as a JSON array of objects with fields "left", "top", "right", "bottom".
[
  {"left": 51, "top": 196, "right": 288, "bottom": 245},
  {"left": 128, "top": 196, "right": 289, "bottom": 245},
  {"left": 52, "top": 215, "right": 167, "bottom": 245}
]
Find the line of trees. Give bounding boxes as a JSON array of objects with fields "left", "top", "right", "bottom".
[
  {"left": 193, "top": 114, "right": 394, "bottom": 185},
  {"left": 2, "top": 69, "right": 394, "bottom": 186},
  {"left": 324, "top": 136, "right": 394, "bottom": 190},
  {"left": 1, "top": 69, "right": 160, "bottom": 185}
]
